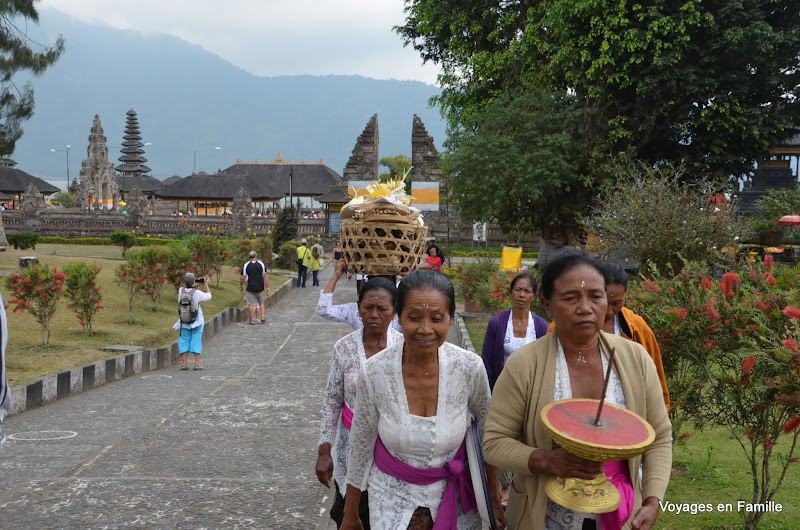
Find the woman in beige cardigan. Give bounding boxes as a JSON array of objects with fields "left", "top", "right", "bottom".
[{"left": 483, "top": 251, "right": 671, "bottom": 530}]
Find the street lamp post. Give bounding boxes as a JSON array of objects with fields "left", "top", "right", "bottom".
[
  {"left": 289, "top": 167, "right": 294, "bottom": 208},
  {"left": 193, "top": 146, "right": 221, "bottom": 174},
  {"left": 50, "top": 145, "right": 71, "bottom": 191}
]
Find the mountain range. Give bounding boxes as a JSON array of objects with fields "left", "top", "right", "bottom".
[{"left": 12, "top": 10, "right": 446, "bottom": 188}]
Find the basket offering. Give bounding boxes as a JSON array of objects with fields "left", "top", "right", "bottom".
[
  {"left": 539, "top": 347, "right": 656, "bottom": 513},
  {"left": 340, "top": 177, "right": 428, "bottom": 276}
]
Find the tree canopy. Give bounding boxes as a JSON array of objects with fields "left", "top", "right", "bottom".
[
  {"left": 444, "top": 86, "right": 592, "bottom": 244},
  {"left": 0, "top": 1, "right": 64, "bottom": 156},
  {"left": 378, "top": 155, "right": 412, "bottom": 181},
  {"left": 399, "top": 0, "right": 800, "bottom": 241}
]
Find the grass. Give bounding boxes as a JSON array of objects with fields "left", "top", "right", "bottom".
[
  {"left": 462, "top": 314, "right": 800, "bottom": 529},
  {"left": 0, "top": 243, "right": 291, "bottom": 386}
]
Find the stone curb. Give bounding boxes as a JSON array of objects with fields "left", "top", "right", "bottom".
[
  {"left": 453, "top": 313, "right": 477, "bottom": 354},
  {"left": 8, "top": 276, "right": 296, "bottom": 417}
]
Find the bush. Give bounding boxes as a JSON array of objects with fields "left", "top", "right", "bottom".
[
  {"left": 115, "top": 261, "right": 145, "bottom": 324},
  {"left": 110, "top": 230, "right": 137, "bottom": 257},
  {"left": 627, "top": 256, "right": 800, "bottom": 530},
  {"left": 583, "top": 163, "right": 744, "bottom": 273},
  {"left": 7, "top": 231, "right": 39, "bottom": 250},
  {"left": 127, "top": 247, "right": 169, "bottom": 312},
  {"left": 63, "top": 262, "right": 103, "bottom": 336},
  {"left": 453, "top": 258, "right": 498, "bottom": 303},
  {"left": 273, "top": 205, "right": 298, "bottom": 249},
  {"left": 185, "top": 235, "right": 231, "bottom": 287},
  {"left": 5, "top": 263, "right": 66, "bottom": 345},
  {"left": 276, "top": 239, "right": 302, "bottom": 271}
]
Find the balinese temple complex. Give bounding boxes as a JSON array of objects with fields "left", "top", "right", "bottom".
[{"left": 155, "top": 154, "right": 342, "bottom": 215}]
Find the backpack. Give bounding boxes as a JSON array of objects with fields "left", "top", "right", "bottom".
[{"left": 178, "top": 288, "right": 198, "bottom": 324}]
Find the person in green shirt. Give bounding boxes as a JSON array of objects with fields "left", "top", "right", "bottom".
[{"left": 296, "top": 239, "right": 311, "bottom": 288}]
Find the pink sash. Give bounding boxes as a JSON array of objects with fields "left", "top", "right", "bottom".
[
  {"left": 342, "top": 403, "right": 354, "bottom": 430},
  {"left": 600, "top": 460, "right": 634, "bottom": 530},
  {"left": 373, "top": 435, "right": 476, "bottom": 529}
]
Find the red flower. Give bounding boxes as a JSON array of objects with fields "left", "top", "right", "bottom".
[
  {"left": 742, "top": 356, "right": 756, "bottom": 375},
  {"left": 783, "top": 338, "right": 800, "bottom": 353},
  {"left": 764, "top": 254, "right": 774, "bottom": 270},
  {"left": 764, "top": 272, "right": 777, "bottom": 286},
  {"left": 782, "top": 417, "right": 800, "bottom": 434},
  {"left": 744, "top": 428, "right": 755, "bottom": 438},
  {"left": 643, "top": 280, "right": 662, "bottom": 294},
  {"left": 702, "top": 301, "right": 721, "bottom": 321},
  {"left": 783, "top": 306, "right": 800, "bottom": 321},
  {"left": 677, "top": 309, "right": 687, "bottom": 319},
  {"left": 701, "top": 277, "right": 714, "bottom": 290},
  {"left": 763, "top": 438, "right": 775, "bottom": 452}
]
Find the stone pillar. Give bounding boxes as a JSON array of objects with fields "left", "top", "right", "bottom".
[
  {"left": 231, "top": 188, "right": 253, "bottom": 235},
  {"left": 20, "top": 183, "right": 45, "bottom": 230},
  {"left": 343, "top": 114, "right": 379, "bottom": 182},
  {"left": 410, "top": 115, "right": 461, "bottom": 244}
]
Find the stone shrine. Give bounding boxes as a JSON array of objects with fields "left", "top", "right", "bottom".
[{"left": 76, "top": 115, "right": 120, "bottom": 211}]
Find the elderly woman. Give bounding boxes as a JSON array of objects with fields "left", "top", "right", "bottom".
[
  {"left": 481, "top": 272, "right": 549, "bottom": 506},
  {"left": 482, "top": 272, "right": 549, "bottom": 391},
  {"left": 342, "top": 270, "right": 505, "bottom": 530},
  {"left": 316, "top": 260, "right": 401, "bottom": 332},
  {"left": 483, "top": 251, "right": 671, "bottom": 530},
  {"left": 317, "top": 277, "right": 403, "bottom": 528}
]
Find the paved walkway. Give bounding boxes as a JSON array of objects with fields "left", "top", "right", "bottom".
[{"left": 0, "top": 265, "right": 366, "bottom": 529}]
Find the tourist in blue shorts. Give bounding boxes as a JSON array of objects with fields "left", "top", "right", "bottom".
[{"left": 173, "top": 272, "right": 212, "bottom": 370}]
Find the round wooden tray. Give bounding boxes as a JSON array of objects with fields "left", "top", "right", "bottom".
[{"left": 541, "top": 399, "right": 655, "bottom": 462}]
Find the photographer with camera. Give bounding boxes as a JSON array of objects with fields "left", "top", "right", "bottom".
[{"left": 172, "top": 272, "right": 212, "bottom": 370}]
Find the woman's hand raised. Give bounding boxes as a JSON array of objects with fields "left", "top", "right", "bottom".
[{"left": 528, "top": 447, "right": 603, "bottom": 480}]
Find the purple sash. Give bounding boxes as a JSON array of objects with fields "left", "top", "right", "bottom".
[
  {"left": 373, "top": 435, "right": 477, "bottom": 529},
  {"left": 342, "top": 403, "right": 354, "bottom": 431},
  {"left": 600, "top": 460, "right": 634, "bottom": 530}
]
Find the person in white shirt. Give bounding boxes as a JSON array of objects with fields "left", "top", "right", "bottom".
[{"left": 173, "top": 272, "right": 212, "bottom": 370}]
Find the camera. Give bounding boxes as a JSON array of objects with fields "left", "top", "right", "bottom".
[{"left": 196, "top": 277, "right": 206, "bottom": 283}]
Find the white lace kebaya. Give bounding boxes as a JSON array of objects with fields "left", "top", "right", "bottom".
[
  {"left": 318, "top": 327, "right": 403, "bottom": 495},
  {"left": 346, "top": 341, "right": 490, "bottom": 529},
  {"left": 316, "top": 290, "right": 402, "bottom": 331}
]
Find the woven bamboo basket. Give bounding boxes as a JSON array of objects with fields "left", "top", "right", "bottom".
[{"left": 340, "top": 217, "right": 428, "bottom": 276}]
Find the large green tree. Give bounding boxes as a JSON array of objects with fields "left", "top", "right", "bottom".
[
  {"left": 444, "top": 86, "right": 593, "bottom": 244},
  {"left": 378, "top": 155, "right": 412, "bottom": 181},
  {"left": 0, "top": 1, "right": 64, "bottom": 156},
  {"left": 399, "top": 0, "right": 800, "bottom": 240}
]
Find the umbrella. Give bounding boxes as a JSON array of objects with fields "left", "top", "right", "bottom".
[
  {"left": 776, "top": 214, "right": 800, "bottom": 226},
  {"left": 776, "top": 215, "right": 800, "bottom": 251}
]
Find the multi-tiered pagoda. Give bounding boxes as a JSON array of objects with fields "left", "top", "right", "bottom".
[{"left": 114, "top": 108, "right": 151, "bottom": 181}]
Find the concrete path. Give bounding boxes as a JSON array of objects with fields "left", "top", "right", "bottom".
[{"left": 0, "top": 265, "right": 361, "bottom": 529}]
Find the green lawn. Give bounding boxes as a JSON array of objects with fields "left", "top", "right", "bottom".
[{"left": 462, "top": 314, "right": 800, "bottom": 529}]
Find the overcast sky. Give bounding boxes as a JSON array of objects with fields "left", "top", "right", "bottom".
[{"left": 39, "top": 0, "right": 441, "bottom": 85}]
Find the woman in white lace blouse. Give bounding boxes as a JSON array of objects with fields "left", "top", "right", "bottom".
[
  {"left": 342, "top": 271, "right": 506, "bottom": 530},
  {"left": 316, "top": 277, "right": 402, "bottom": 529},
  {"left": 316, "top": 260, "right": 401, "bottom": 332}
]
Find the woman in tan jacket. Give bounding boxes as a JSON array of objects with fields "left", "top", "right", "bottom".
[{"left": 483, "top": 250, "right": 671, "bottom": 530}]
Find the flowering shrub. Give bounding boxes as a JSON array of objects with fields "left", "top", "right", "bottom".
[
  {"left": 115, "top": 261, "right": 145, "bottom": 324},
  {"left": 63, "top": 262, "right": 103, "bottom": 336},
  {"left": 628, "top": 257, "right": 800, "bottom": 529},
  {"left": 276, "top": 240, "right": 302, "bottom": 271},
  {"left": 163, "top": 243, "right": 193, "bottom": 290},
  {"left": 126, "top": 247, "right": 169, "bottom": 312},
  {"left": 453, "top": 258, "right": 498, "bottom": 304},
  {"left": 5, "top": 264, "right": 66, "bottom": 345},
  {"left": 186, "top": 235, "right": 231, "bottom": 287},
  {"left": 473, "top": 270, "right": 517, "bottom": 313}
]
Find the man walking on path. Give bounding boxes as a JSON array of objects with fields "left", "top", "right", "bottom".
[
  {"left": 173, "top": 272, "right": 212, "bottom": 370},
  {"left": 240, "top": 251, "right": 270, "bottom": 325},
  {"left": 297, "top": 238, "right": 311, "bottom": 288}
]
